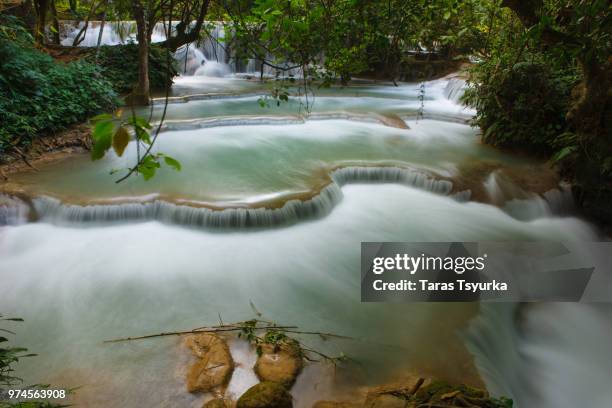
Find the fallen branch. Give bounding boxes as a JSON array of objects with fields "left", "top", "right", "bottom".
[
  {"left": 104, "top": 324, "right": 298, "bottom": 343},
  {"left": 104, "top": 316, "right": 351, "bottom": 366}
]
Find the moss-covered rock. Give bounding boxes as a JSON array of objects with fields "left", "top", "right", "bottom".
[
  {"left": 203, "top": 398, "right": 229, "bottom": 408},
  {"left": 236, "top": 381, "right": 293, "bottom": 408}
]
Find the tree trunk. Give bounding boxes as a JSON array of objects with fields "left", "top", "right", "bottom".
[
  {"left": 95, "top": 0, "right": 108, "bottom": 61},
  {"left": 34, "top": 0, "right": 49, "bottom": 44},
  {"left": 49, "top": 0, "right": 60, "bottom": 45},
  {"left": 157, "top": 0, "right": 210, "bottom": 51},
  {"left": 131, "top": 0, "right": 150, "bottom": 106},
  {"left": 69, "top": 0, "right": 78, "bottom": 14}
]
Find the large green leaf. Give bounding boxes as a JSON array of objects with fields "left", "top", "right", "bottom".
[
  {"left": 163, "top": 155, "right": 181, "bottom": 171},
  {"left": 91, "top": 120, "right": 114, "bottom": 160},
  {"left": 112, "top": 126, "right": 130, "bottom": 157}
]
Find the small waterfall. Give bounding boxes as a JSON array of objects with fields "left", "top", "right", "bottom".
[
  {"left": 465, "top": 303, "right": 612, "bottom": 408},
  {"left": 484, "top": 171, "right": 575, "bottom": 220},
  {"left": 61, "top": 20, "right": 170, "bottom": 46},
  {"left": 503, "top": 187, "right": 576, "bottom": 221},
  {"left": 175, "top": 24, "right": 232, "bottom": 76},
  {"left": 443, "top": 77, "right": 467, "bottom": 104},
  {"left": 331, "top": 166, "right": 452, "bottom": 195},
  {"left": 30, "top": 167, "right": 453, "bottom": 229},
  {"left": 483, "top": 171, "right": 529, "bottom": 205},
  {"left": 32, "top": 183, "right": 343, "bottom": 229},
  {"left": 59, "top": 20, "right": 299, "bottom": 77},
  {"left": 0, "top": 194, "right": 30, "bottom": 226},
  {"left": 194, "top": 61, "right": 231, "bottom": 77},
  {"left": 199, "top": 23, "right": 228, "bottom": 63}
]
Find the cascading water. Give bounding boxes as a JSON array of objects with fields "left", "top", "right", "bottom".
[
  {"left": 465, "top": 303, "right": 612, "bottom": 408},
  {"left": 444, "top": 76, "right": 468, "bottom": 104},
  {"left": 25, "top": 166, "right": 452, "bottom": 229},
  {"left": 60, "top": 20, "right": 168, "bottom": 46},
  {"left": 1, "top": 74, "right": 609, "bottom": 407},
  {"left": 0, "top": 194, "right": 30, "bottom": 226},
  {"left": 59, "top": 20, "right": 286, "bottom": 77}
]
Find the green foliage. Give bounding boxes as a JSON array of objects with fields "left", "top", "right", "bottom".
[
  {"left": 1, "top": 316, "right": 32, "bottom": 389},
  {"left": 227, "top": 0, "right": 484, "bottom": 82},
  {"left": 89, "top": 44, "right": 177, "bottom": 94},
  {"left": 0, "top": 316, "right": 67, "bottom": 408},
  {"left": 463, "top": 0, "right": 610, "bottom": 177},
  {"left": 464, "top": 58, "right": 577, "bottom": 154},
  {"left": 90, "top": 112, "right": 181, "bottom": 181},
  {"left": 0, "top": 16, "right": 118, "bottom": 155}
]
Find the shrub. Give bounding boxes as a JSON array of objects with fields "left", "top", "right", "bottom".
[
  {"left": 0, "top": 16, "right": 118, "bottom": 155},
  {"left": 463, "top": 58, "right": 578, "bottom": 155},
  {"left": 90, "top": 43, "right": 177, "bottom": 94}
]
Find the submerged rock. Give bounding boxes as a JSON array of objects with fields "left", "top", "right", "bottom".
[
  {"left": 254, "top": 339, "right": 303, "bottom": 387},
  {"left": 364, "top": 394, "right": 406, "bottom": 408},
  {"left": 236, "top": 381, "right": 293, "bottom": 408},
  {"left": 375, "top": 113, "right": 409, "bottom": 129},
  {"left": 185, "top": 333, "right": 234, "bottom": 393},
  {"left": 203, "top": 398, "right": 229, "bottom": 408}
]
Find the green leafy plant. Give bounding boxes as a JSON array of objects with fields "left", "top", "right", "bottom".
[
  {"left": 90, "top": 112, "right": 181, "bottom": 181},
  {"left": 0, "top": 15, "right": 118, "bottom": 156},
  {"left": 0, "top": 315, "right": 68, "bottom": 408}
]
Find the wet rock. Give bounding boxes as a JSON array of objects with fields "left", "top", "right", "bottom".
[
  {"left": 312, "top": 402, "right": 361, "bottom": 408},
  {"left": 236, "top": 381, "right": 293, "bottom": 408},
  {"left": 185, "top": 333, "right": 234, "bottom": 393},
  {"left": 376, "top": 113, "right": 409, "bottom": 129},
  {"left": 203, "top": 398, "right": 229, "bottom": 408},
  {"left": 254, "top": 339, "right": 303, "bottom": 387}
]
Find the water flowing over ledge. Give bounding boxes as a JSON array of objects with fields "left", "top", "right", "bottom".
[
  {"left": 1, "top": 166, "right": 579, "bottom": 230},
  {"left": 1, "top": 166, "right": 453, "bottom": 229},
  {"left": 156, "top": 112, "right": 414, "bottom": 131},
  {"left": 464, "top": 303, "right": 612, "bottom": 407},
  {"left": 0, "top": 194, "right": 31, "bottom": 225}
]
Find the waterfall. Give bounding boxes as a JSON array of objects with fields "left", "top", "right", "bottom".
[
  {"left": 32, "top": 183, "right": 344, "bottom": 229},
  {"left": 465, "top": 303, "right": 612, "bottom": 408},
  {"left": 443, "top": 77, "right": 467, "bottom": 104},
  {"left": 61, "top": 21, "right": 167, "bottom": 46},
  {"left": 0, "top": 194, "right": 31, "bottom": 226},
  {"left": 29, "top": 166, "right": 453, "bottom": 229},
  {"left": 59, "top": 20, "right": 300, "bottom": 77},
  {"left": 484, "top": 171, "right": 576, "bottom": 220},
  {"left": 331, "top": 166, "right": 452, "bottom": 195}
]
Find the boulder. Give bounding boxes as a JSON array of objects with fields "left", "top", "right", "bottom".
[
  {"left": 254, "top": 340, "right": 303, "bottom": 387},
  {"left": 185, "top": 333, "right": 234, "bottom": 393},
  {"left": 236, "top": 381, "right": 293, "bottom": 408}
]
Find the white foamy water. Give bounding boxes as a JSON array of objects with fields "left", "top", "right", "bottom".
[
  {"left": 466, "top": 303, "right": 612, "bottom": 408},
  {"left": 0, "top": 185, "right": 600, "bottom": 407}
]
